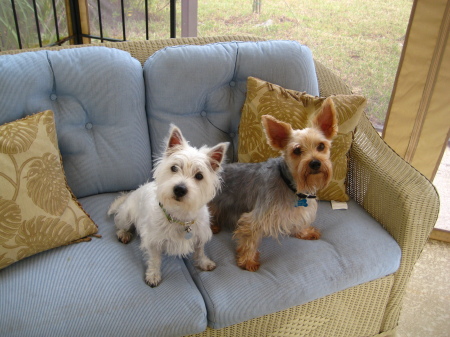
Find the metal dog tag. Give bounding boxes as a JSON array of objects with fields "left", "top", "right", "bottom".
[
  {"left": 295, "top": 199, "right": 308, "bottom": 207},
  {"left": 184, "top": 226, "right": 193, "bottom": 240}
]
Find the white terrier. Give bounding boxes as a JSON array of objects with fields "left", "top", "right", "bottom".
[{"left": 108, "top": 125, "right": 229, "bottom": 287}]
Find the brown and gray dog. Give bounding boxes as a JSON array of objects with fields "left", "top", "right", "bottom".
[{"left": 209, "top": 97, "right": 338, "bottom": 272}]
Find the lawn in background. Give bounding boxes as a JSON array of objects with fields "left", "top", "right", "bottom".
[{"left": 197, "top": 0, "right": 413, "bottom": 129}]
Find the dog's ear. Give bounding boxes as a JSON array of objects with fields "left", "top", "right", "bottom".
[
  {"left": 311, "top": 97, "right": 338, "bottom": 140},
  {"left": 207, "top": 142, "right": 229, "bottom": 171},
  {"left": 261, "top": 115, "right": 292, "bottom": 151},
  {"left": 167, "top": 125, "right": 187, "bottom": 152}
]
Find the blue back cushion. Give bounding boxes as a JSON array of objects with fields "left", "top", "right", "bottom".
[
  {"left": 143, "top": 40, "right": 319, "bottom": 162},
  {"left": 0, "top": 47, "right": 152, "bottom": 197}
]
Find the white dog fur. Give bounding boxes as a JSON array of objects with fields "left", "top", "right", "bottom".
[{"left": 108, "top": 125, "right": 228, "bottom": 287}]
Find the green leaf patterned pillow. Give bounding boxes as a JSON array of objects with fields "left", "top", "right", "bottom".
[
  {"left": 0, "top": 110, "right": 98, "bottom": 270},
  {"left": 238, "top": 77, "right": 366, "bottom": 201}
]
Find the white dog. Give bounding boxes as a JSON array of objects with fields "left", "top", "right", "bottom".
[{"left": 108, "top": 125, "right": 228, "bottom": 287}]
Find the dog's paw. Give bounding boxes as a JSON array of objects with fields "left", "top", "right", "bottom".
[
  {"left": 116, "top": 229, "right": 132, "bottom": 244},
  {"left": 237, "top": 251, "right": 261, "bottom": 272},
  {"left": 145, "top": 273, "right": 161, "bottom": 287},
  {"left": 197, "top": 258, "right": 216, "bottom": 271},
  {"left": 295, "top": 226, "right": 321, "bottom": 240},
  {"left": 239, "top": 259, "right": 260, "bottom": 272}
]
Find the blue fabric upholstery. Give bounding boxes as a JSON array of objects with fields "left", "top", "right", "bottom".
[
  {"left": 143, "top": 40, "right": 319, "bottom": 162},
  {"left": 0, "top": 193, "right": 208, "bottom": 337},
  {"left": 0, "top": 47, "right": 151, "bottom": 197},
  {"left": 184, "top": 200, "right": 401, "bottom": 329}
]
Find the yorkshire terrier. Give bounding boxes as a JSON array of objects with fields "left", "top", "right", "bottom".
[
  {"left": 108, "top": 125, "right": 229, "bottom": 287},
  {"left": 209, "top": 97, "right": 338, "bottom": 271}
]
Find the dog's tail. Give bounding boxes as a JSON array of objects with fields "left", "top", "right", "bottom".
[{"left": 107, "top": 192, "right": 130, "bottom": 216}]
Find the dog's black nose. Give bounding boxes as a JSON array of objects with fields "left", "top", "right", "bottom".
[
  {"left": 173, "top": 184, "right": 188, "bottom": 198},
  {"left": 309, "top": 159, "right": 321, "bottom": 171}
]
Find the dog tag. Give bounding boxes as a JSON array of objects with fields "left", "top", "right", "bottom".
[
  {"left": 184, "top": 226, "right": 193, "bottom": 240},
  {"left": 295, "top": 199, "right": 308, "bottom": 207}
]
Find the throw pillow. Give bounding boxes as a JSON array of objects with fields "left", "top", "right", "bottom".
[
  {"left": 0, "top": 110, "right": 98, "bottom": 270},
  {"left": 239, "top": 76, "right": 366, "bottom": 201}
]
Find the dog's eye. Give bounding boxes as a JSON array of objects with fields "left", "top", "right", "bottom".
[
  {"left": 171, "top": 165, "right": 178, "bottom": 173},
  {"left": 293, "top": 147, "right": 302, "bottom": 155},
  {"left": 317, "top": 143, "right": 325, "bottom": 151},
  {"left": 195, "top": 172, "right": 203, "bottom": 180}
]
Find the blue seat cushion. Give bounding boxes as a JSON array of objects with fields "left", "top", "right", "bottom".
[
  {"left": 0, "top": 47, "right": 151, "bottom": 198},
  {"left": 0, "top": 193, "right": 208, "bottom": 337},
  {"left": 143, "top": 40, "right": 319, "bottom": 161},
  {"left": 184, "top": 200, "right": 401, "bottom": 329}
]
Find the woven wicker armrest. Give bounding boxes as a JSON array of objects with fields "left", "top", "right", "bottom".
[
  {"left": 349, "top": 115, "right": 439, "bottom": 246},
  {"left": 314, "top": 57, "right": 439, "bottom": 258},
  {"left": 347, "top": 113, "right": 439, "bottom": 330},
  {"left": 313, "top": 55, "right": 439, "bottom": 330}
]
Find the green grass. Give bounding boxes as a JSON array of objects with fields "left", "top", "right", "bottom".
[{"left": 195, "top": 0, "right": 413, "bottom": 127}]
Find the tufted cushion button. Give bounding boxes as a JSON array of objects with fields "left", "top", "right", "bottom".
[
  {"left": 229, "top": 81, "right": 236, "bottom": 87},
  {"left": 200, "top": 111, "right": 207, "bottom": 117},
  {"left": 85, "top": 122, "right": 93, "bottom": 130},
  {"left": 50, "top": 94, "right": 57, "bottom": 101}
]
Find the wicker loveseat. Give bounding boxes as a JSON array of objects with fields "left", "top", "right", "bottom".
[{"left": 0, "top": 36, "right": 439, "bottom": 337}]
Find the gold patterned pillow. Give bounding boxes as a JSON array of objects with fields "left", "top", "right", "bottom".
[
  {"left": 0, "top": 110, "right": 98, "bottom": 270},
  {"left": 239, "top": 76, "right": 366, "bottom": 201}
]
